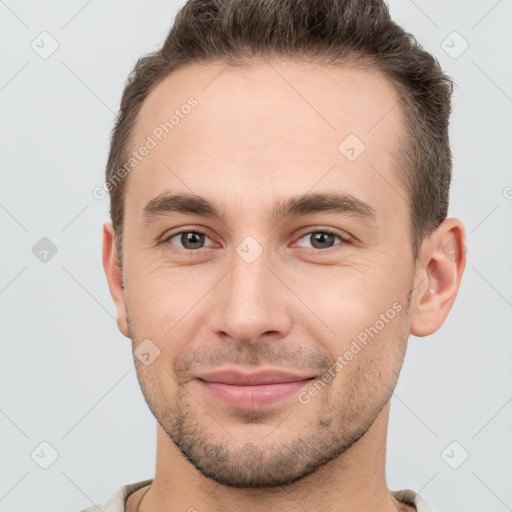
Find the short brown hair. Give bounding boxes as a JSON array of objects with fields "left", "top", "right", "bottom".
[{"left": 106, "top": 0, "right": 454, "bottom": 267}]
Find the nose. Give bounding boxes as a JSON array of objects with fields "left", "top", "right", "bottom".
[{"left": 207, "top": 247, "right": 292, "bottom": 346}]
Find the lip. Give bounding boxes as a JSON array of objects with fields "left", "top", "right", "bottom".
[
  {"left": 198, "top": 369, "right": 313, "bottom": 385},
  {"left": 195, "top": 369, "right": 315, "bottom": 408}
]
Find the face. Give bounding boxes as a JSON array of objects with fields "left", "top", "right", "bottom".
[{"left": 118, "top": 59, "right": 418, "bottom": 487}]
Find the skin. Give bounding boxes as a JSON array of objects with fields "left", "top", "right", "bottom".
[{"left": 102, "top": 58, "right": 466, "bottom": 512}]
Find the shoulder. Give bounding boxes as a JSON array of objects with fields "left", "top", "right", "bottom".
[
  {"left": 74, "top": 478, "right": 154, "bottom": 512},
  {"left": 391, "top": 488, "right": 439, "bottom": 512}
]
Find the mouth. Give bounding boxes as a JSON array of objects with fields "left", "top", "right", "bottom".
[{"left": 195, "top": 369, "right": 315, "bottom": 408}]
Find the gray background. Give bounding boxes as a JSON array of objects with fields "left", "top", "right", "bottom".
[{"left": 1, "top": 1, "right": 511, "bottom": 511}]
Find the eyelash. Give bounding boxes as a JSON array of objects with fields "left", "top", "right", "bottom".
[
  {"left": 294, "top": 228, "right": 349, "bottom": 252},
  {"left": 163, "top": 227, "right": 349, "bottom": 254}
]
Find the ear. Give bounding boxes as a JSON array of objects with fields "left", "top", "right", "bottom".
[
  {"left": 102, "top": 221, "right": 130, "bottom": 338},
  {"left": 410, "top": 217, "right": 467, "bottom": 337}
]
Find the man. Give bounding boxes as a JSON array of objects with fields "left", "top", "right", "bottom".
[{"left": 84, "top": 0, "right": 466, "bottom": 510}]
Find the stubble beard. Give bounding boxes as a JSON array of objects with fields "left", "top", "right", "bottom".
[{"left": 126, "top": 292, "right": 412, "bottom": 489}]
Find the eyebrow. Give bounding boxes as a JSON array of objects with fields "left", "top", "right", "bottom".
[{"left": 141, "top": 191, "right": 377, "bottom": 226}]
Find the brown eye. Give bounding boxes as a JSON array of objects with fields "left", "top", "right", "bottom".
[
  {"left": 167, "top": 231, "right": 210, "bottom": 250},
  {"left": 295, "top": 230, "right": 344, "bottom": 250}
]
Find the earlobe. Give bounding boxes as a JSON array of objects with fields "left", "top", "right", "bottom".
[
  {"left": 410, "top": 218, "right": 467, "bottom": 337},
  {"left": 102, "top": 221, "right": 131, "bottom": 338}
]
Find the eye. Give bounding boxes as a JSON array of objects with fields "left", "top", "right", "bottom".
[
  {"left": 166, "top": 230, "right": 215, "bottom": 250},
  {"left": 163, "top": 228, "right": 349, "bottom": 253},
  {"left": 295, "top": 229, "right": 346, "bottom": 250}
]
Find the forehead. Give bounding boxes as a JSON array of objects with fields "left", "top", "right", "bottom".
[{"left": 125, "top": 58, "right": 407, "bottom": 223}]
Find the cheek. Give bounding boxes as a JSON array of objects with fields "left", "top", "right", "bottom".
[
  {"left": 293, "top": 259, "right": 409, "bottom": 337},
  {"left": 124, "top": 261, "right": 213, "bottom": 336},
  {"left": 133, "top": 358, "right": 181, "bottom": 421},
  {"left": 320, "top": 314, "right": 409, "bottom": 410},
  {"left": 294, "top": 266, "right": 410, "bottom": 390}
]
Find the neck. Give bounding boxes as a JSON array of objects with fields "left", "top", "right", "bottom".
[{"left": 135, "top": 402, "right": 410, "bottom": 512}]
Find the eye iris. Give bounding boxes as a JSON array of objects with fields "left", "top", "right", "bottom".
[
  {"left": 182, "top": 232, "right": 204, "bottom": 249},
  {"left": 175, "top": 231, "right": 338, "bottom": 250},
  {"left": 311, "top": 232, "right": 335, "bottom": 249}
]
